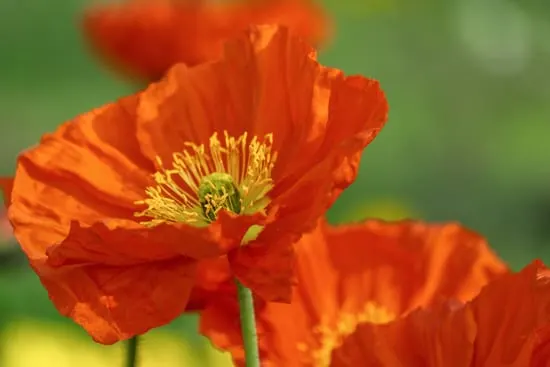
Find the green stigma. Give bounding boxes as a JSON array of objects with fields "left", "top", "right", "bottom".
[{"left": 198, "top": 172, "right": 242, "bottom": 222}]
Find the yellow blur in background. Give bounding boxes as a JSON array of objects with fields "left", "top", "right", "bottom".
[
  {"left": 0, "top": 320, "right": 233, "bottom": 367},
  {"left": 340, "top": 198, "right": 418, "bottom": 223}
]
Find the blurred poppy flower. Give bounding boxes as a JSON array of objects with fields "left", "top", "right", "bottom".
[
  {"left": 0, "top": 208, "right": 12, "bottom": 242},
  {"left": 331, "top": 260, "right": 550, "bottom": 366},
  {"left": 0, "top": 177, "right": 14, "bottom": 243},
  {"left": 1, "top": 25, "right": 387, "bottom": 344},
  {"left": 199, "top": 219, "right": 508, "bottom": 366},
  {"left": 83, "top": 0, "right": 329, "bottom": 80}
]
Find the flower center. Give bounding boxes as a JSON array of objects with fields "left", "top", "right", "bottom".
[
  {"left": 297, "top": 302, "right": 395, "bottom": 367},
  {"left": 198, "top": 172, "right": 242, "bottom": 222},
  {"left": 135, "top": 131, "right": 277, "bottom": 227}
]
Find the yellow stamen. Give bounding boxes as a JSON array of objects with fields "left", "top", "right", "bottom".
[
  {"left": 298, "top": 302, "right": 395, "bottom": 366},
  {"left": 135, "top": 131, "right": 277, "bottom": 227}
]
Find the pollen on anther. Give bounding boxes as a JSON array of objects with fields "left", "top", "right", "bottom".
[{"left": 134, "top": 131, "right": 278, "bottom": 227}]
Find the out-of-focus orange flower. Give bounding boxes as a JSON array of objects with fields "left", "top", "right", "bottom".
[
  {"left": 0, "top": 177, "right": 13, "bottom": 243},
  {"left": 0, "top": 25, "right": 387, "bottom": 344},
  {"left": 331, "top": 260, "right": 550, "bottom": 367},
  {"left": 199, "top": 219, "right": 509, "bottom": 366},
  {"left": 0, "top": 177, "right": 13, "bottom": 205},
  {"left": 0, "top": 208, "right": 12, "bottom": 242},
  {"left": 83, "top": 0, "right": 329, "bottom": 80}
]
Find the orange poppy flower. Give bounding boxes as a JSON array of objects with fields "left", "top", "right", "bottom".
[
  {"left": 83, "top": 0, "right": 329, "bottom": 80},
  {"left": 1, "top": 25, "right": 387, "bottom": 344},
  {"left": 331, "top": 260, "right": 550, "bottom": 367},
  {"left": 199, "top": 219, "right": 509, "bottom": 366}
]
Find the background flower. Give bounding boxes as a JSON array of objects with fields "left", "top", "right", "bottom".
[
  {"left": 83, "top": 0, "right": 329, "bottom": 80},
  {"left": 0, "top": 208, "right": 12, "bottom": 242}
]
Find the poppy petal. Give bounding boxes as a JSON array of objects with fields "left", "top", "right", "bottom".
[
  {"left": 332, "top": 261, "right": 550, "bottom": 367},
  {"left": 33, "top": 257, "right": 196, "bottom": 345},
  {"left": 186, "top": 257, "right": 233, "bottom": 311},
  {"left": 8, "top": 95, "right": 153, "bottom": 259},
  {"left": 332, "top": 301, "right": 476, "bottom": 367},
  {"left": 45, "top": 210, "right": 263, "bottom": 267},
  {"left": 229, "top": 234, "right": 295, "bottom": 302}
]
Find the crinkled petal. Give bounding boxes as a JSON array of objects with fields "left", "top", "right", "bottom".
[
  {"left": 470, "top": 260, "right": 550, "bottom": 366},
  {"left": 332, "top": 261, "right": 550, "bottom": 367},
  {"left": 229, "top": 233, "right": 295, "bottom": 302},
  {"left": 33, "top": 257, "right": 196, "bottom": 345},
  {"left": 7, "top": 95, "right": 154, "bottom": 260},
  {"left": 324, "top": 220, "right": 510, "bottom": 308},
  {"left": 239, "top": 29, "right": 388, "bottom": 253},
  {"left": 45, "top": 210, "right": 263, "bottom": 267},
  {"left": 331, "top": 301, "right": 476, "bottom": 367},
  {"left": 186, "top": 256, "right": 233, "bottom": 311}
]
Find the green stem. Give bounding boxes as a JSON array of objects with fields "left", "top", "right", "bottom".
[
  {"left": 125, "top": 336, "right": 139, "bottom": 367},
  {"left": 236, "top": 279, "right": 260, "bottom": 367}
]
